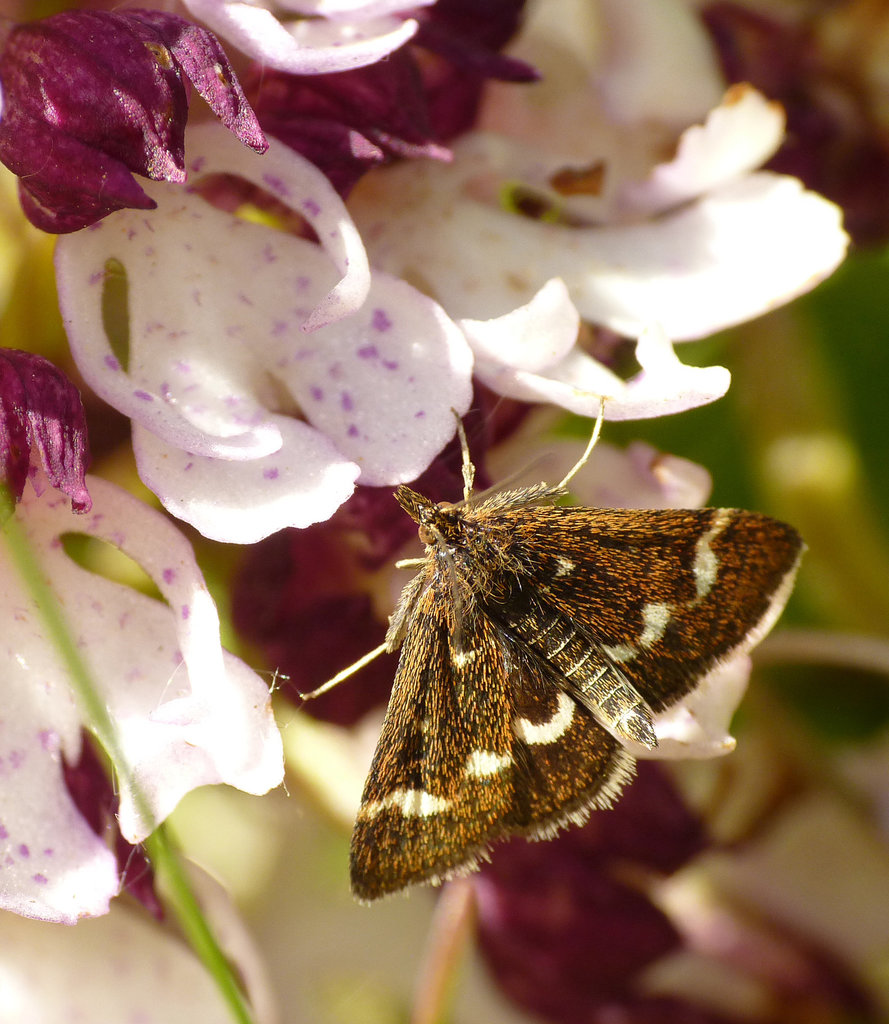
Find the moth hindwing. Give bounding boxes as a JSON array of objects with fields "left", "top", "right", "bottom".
[{"left": 349, "top": 480, "right": 804, "bottom": 901}]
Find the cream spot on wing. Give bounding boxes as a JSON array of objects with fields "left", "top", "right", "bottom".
[
  {"left": 694, "top": 510, "right": 731, "bottom": 600},
  {"left": 555, "top": 556, "right": 576, "bottom": 577},
  {"left": 465, "top": 750, "right": 512, "bottom": 777},
  {"left": 361, "top": 788, "right": 451, "bottom": 819},
  {"left": 602, "top": 642, "right": 637, "bottom": 664},
  {"left": 514, "top": 690, "right": 574, "bottom": 744},
  {"left": 639, "top": 602, "right": 672, "bottom": 647},
  {"left": 453, "top": 649, "right": 477, "bottom": 669}
]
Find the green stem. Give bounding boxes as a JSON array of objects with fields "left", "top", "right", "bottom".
[
  {"left": 145, "top": 826, "right": 256, "bottom": 1024},
  {"left": 2, "top": 489, "right": 255, "bottom": 1024}
]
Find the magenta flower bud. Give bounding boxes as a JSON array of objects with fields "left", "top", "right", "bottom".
[
  {"left": 0, "top": 9, "right": 266, "bottom": 233},
  {"left": 0, "top": 348, "right": 90, "bottom": 511}
]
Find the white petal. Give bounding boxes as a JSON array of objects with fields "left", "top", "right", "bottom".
[
  {"left": 615, "top": 85, "right": 786, "bottom": 217},
  {"left": 0, "top": 898, "right": 257, "bottom": 1023},
  {"left": 459, "top": 277, "right": 579, "bottom": 373},
  {"left": 284, "top": 271, "right": 473, "bottom": 486},
  {"left": 636, "top": 656, "right": 751, "bottom": 760},
  {"left": 485, "top": 416, "right": 713, "bottom": 510},
  {"left": 592, "top": 0, "right": 725, "bottom": 127},
  {"left": 462, "top": 286, "right": 729, "bottom": 419},
  {"left": 0, "top": 712, "right": 118, "bottom": 922},
  {"left": 351, "top": 134, "right": 848, "bottom": 338},
  {"left": 132, "top": 418, "right": 359, "bottom": 543},
  {"left": 183, "top": 0, "right": 420, "bottom": 74}
]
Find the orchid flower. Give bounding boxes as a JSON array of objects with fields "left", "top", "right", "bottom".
[{"left": 55, "top": 124, "right": 474, "bottom": 543}]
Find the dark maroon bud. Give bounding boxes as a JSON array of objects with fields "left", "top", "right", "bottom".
[
  {"left": 0, "top": 10, "right": 265, "bottom": 233},
  {"left": 0, "top": 348, "right": 90, "bottom": 511}
]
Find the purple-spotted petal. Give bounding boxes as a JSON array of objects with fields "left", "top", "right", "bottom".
[
  {"left": 0, "top": 349, "right": 91, "bottom": 511},
  {"left": 56, "top": 124, "right": 471, "bottom": 541},
  {"left": 2, "top": 475, "right": 283, "bottom": 893},
  {"left": 0, "top": 722, "right": 117, "bottom": 923},
  {"left": 132, "top": 417, "right": 360, "bottom": 543},
  {"left": 460, "top": 282, "right": 730, "bottom": 419},
  {"left": 183, "top": 0, "right": 426, "bottom": 75}
]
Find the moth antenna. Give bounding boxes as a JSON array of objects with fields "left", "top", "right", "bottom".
[
  {"left": 558, "top": 397, "right": 606, "bottom": 491},
  {"left": 452, "top": 409, "right": 475, "bottom": 500},
  {"left": 298, "top": 642, "right": 388, "bottom": 701}
]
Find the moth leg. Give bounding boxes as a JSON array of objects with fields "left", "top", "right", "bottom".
[
  {"left": 558, "top": 396, "right": 606, "bottom": 490},
  {"left": 298, "top": 642, "right": 388, "bottom": 700},
  {"left": 451, "top": 407, "right": 475, "bottom": 500}
]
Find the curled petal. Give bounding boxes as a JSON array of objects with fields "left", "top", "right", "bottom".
[
  {"left": 615, "top": 84, "right": 786, "bottom": 217},
  {"left": 183, "top": 0, "right": 425, "bottom": 75},
  {"left": 460, "top": 281, "right": 730, "bottom": 420}
]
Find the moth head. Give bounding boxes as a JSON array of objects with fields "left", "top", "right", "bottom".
[{"left": 394, "top": 485, "right": 460, "bottom": 547}]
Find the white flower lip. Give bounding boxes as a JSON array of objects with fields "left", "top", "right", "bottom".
[
  {"left": 55, "top": 125, "right": 474, "bottom": 543},
  {"left": 0, "top": 475, "right": 284, "bottom": 922}
]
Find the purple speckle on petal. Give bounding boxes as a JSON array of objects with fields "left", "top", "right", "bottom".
[
  {"left": 32, "top": 874, "right": 48, "bottom": 885},
  {"left": 174, "top": 361, "right": 191, "bottom": 373},
  {"left": 133, "top": 390, "right": 154, "bottom": 402},
  {"left": 341, "top": 392, "right": 354, "bottom": 411},
  {"left": 181, "top": 605, "right": 190, "bottom": 621},
  {"left": 103, "top": 354, "right": 120, "bottom": 371},
  {"left": 263, "top": 173, "right": 289, "bottom": 198},
  {"left": 383, "top": 359, "right": 399, "bottom": 371},
  {"left": 302, "top": 198, "right": 321, "bottom": 217},
  {"left": 18, "top": 844, "right": 30, "bottom": 859},
  {"left": 162, "top": 568, "right": 176, "bottom": 584},
  {"left": 263, "top": 467, "right": 280, "bottom": 480},
  {"left": 371, "top": 309, "right": 392, "bottom": 332},
  {"left": 38, "top": 730, "right": 56, "bottom": 752},
  {"left": 357, "top": 344, "right": 379, "bottom": 360},
  {"left": 347, "top": 424, "right": 359, "bottom": 437},
  {"left": 310, "top": 385, "right": 324, "bottom": 401},
  {"left": 9, "top": 750, "right": 24, "bottom": 770},
  {"left": 43, "top": 848, "right": 54, "bottom": 857},
  {"left": 415, "top": 409, "right": 427, "bottom": 418},
  {"left": 184, "top": 462, "right": 194, "bottom": 471},
  {"left": 0, "top": 824, "right": 8, "bottom": 840}
]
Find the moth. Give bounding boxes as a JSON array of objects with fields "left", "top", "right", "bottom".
[{"left": 305, "top": 415, "right": 804, "bottom": 901}]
